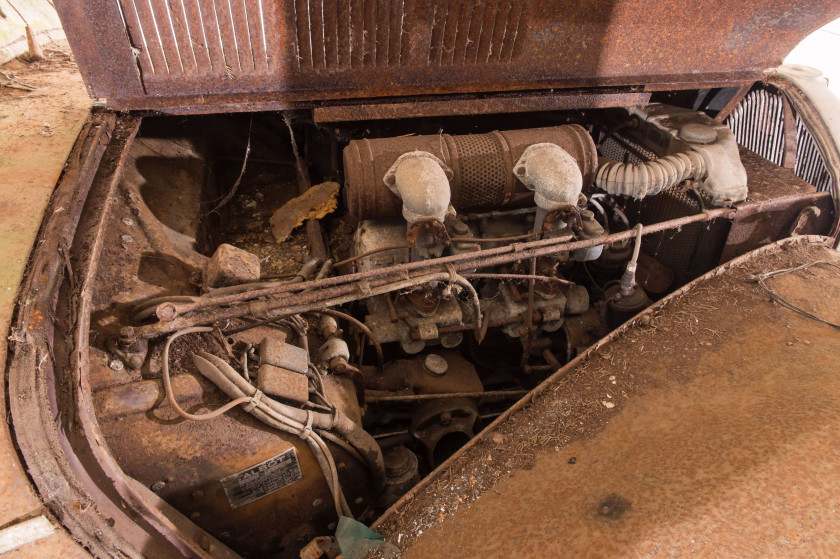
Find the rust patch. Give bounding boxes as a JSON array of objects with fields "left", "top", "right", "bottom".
[
  {"left": 54, "top": 1, "right": 840, "bottom": 113},
  {"left": 597, "top": 494, "right": 631, "bottom": 520},
  {"left": 269, "top": 181, "right": 339, "bottom": 242}
]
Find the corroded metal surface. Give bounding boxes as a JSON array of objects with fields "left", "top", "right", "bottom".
[
  {"left": 7, "top": 115, "right": 158, "bottom": 558},
  {"left": 343, "top": 125, "right": 598, "bottom": 220},
  {"left": 720, "top": 147, "right": 835, "bottom": 262},
  {"left": 313, "top": 90, "right": 652, "bottom": 122},
  {"left": 54, "top": 0, "right": 840, "bottom": 113},
  {"left": 374, "top": 235, "right": 840, "bottom": 556}
]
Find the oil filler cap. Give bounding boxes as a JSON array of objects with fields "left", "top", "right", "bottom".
[
  {"left": 679, "top": 123, "right": 717, "bottom": 144},
  {"left": 424, "top": 354, "right": 448, "bottom": 376}
]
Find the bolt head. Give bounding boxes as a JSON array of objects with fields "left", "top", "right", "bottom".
[
  {"left": 424, "top": 354, "right": 448, "bottom": 375},
  {"left": 156, "top": 303, "right": 177, "bottom": 321}
]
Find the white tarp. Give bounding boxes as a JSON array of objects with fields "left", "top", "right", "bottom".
[{"left": 0, "top": 0, "right": 64, "bottom": 63}]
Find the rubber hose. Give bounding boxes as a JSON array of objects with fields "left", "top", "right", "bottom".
[{"left": 595, "top": 151, "right": 706, "bottom": 198}]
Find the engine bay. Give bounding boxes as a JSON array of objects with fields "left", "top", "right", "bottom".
[{"left": 77, "top": 96, "right": 834, "bottom": 557}]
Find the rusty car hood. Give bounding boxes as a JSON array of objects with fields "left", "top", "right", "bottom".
[{"left": 56, "top": 1, "right": 840, "bottom": 114}]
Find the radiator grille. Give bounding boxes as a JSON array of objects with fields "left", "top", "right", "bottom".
[{"left": 725, "top": 88, "right": 832, "bottom": 192}]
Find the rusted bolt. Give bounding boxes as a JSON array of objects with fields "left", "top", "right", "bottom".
[
  {"left": 118, "top": 326, "right": 135, "bottom": 345},
  {"left": 191, "top": 490, "right": 204, "bottom": 500},
  {"left": 329, "top": 356, "right": 348, "bottom": 373},
  {"left": 150, "top": 481, "right": 166, "bottom": 493},
  {"left": 156, "top": 303, "right": 177, "bottom": 322},
  {"left": 451, "top": 220, "right": 469, "bottom": 235},
  {"left": 127, "top": 355, "right": 145, "bottom": 369},
  {"left": 439, "top": 411, "right": 452, "bottom": 426}
]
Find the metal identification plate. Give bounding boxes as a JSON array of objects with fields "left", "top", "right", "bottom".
[{"left": 221, "top": 448, "right": 303, "bottom": 509}]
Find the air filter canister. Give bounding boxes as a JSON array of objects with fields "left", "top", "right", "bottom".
[{"left": 343, "top": 125, "right": 597, "bottom": 220}]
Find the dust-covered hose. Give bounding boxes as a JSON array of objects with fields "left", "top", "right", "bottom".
[
  {"left": 192, "top": 351, "right": 385, "bottom": 487},
  {"left": 190, "top": 351, "right": 351, "bottom": 518},
  {"left": 595, "top": 152, "right": 706, "bottom": 199}
]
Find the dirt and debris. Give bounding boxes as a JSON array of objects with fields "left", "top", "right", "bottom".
[
  {"left": 374, "top": 238, "right": 840, "bottom": 556},
  {"left": 0, "top": 38, "right": 91, "bottom": 368},
  {"left": 270, "top": 181, "right": 340, "bottom": 242},
  {"left": 1, "top": 40, "right": 79, "bottom": 96},
  {"left": 326, "top": 218, "right": 360, "bottom": 270},
  {"left": 215, "top": 165, "right": 310, "bottom": 278}
]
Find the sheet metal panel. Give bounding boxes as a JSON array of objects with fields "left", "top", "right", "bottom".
[{"left": 55, "top": 0, "right": 840, "bottom": 113}]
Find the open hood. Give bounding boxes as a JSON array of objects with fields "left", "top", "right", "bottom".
[
  {"left": 56, "top": 1, "right": 840, "bottom": 113},
  {"left": 56, "top": 0, "right": 840, "bottom": 113}
]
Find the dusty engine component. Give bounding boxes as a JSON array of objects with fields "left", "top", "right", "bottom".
[
  {"left": 379, "top": 446, "right": 421, "bottom": 509},
  {"left": 257, "top": 364, "right": 310, "bottom": 403},
  {"left": 364, "top": 293, "right": 466, "bottom": 354},
  {"left": 604, "top": 225, "right": 652, "bottom": 327},
  {"left": 365, "top": 351, "right": 484, "bottom": 395},
  {"left": 355, "top": 187, "right": 596, "bottom": 351},
  {"left": 259, "top": 335, "right": 309, "bottom": 373},
  {"left": 343, "top": 125, "right": 598, "bottom": 220},
  {"left": 411, "top": 398, "right": 480, "bottom": 467},
  {"left": 573, "top": 209, "right": 607, "bottom": 261},
  {"left": 631, "top": 104, "right": 748, "bottom": 204},
  {"left": 513, "top": 142, "right": 585, "bottom": 232},
  {"left": 596, "top": 104, "right": 748, "bottom": 205},
  {"left": 93, "top": 328, "right": 371, "bottom": 557},
  {"left": 595, "top": 150, "right": 707, "bottom": 199},
  {"left": 352, "top": 220, "right": 410, "bottom": 272},
  {"left": 484, "top": 281, "right": 590, "bottom": 338},
  {"left": 363, "top": 352, "right": 485, "bottom": 468},
  {"left": 383, "top": 151, "right": 454, "bottom": 225}
]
